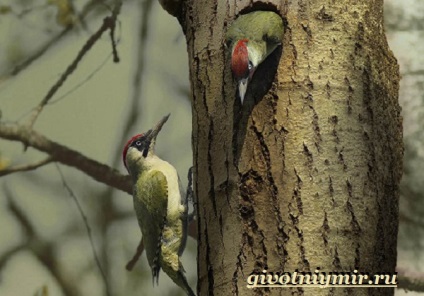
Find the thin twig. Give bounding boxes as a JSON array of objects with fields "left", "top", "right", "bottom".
[
  {"left": 49, "top": 53, "right": 113, "bottom": 105},
  {"left": 55, "top": 164, "right": 110, "bottom": 296},
  {"left": 7, "top": 0, "right": 103, "bottom": 77},
  {"left": 0, "top": 157, "right": 53, "bottom": 177},
  {"left": 126, "top": 238, "right": 144, "bottom": 271},
  {"left": 26, "top": 0, "right": 122, "bottom": 129}
]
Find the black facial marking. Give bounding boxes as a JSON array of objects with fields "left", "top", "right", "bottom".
[
  {"left": 131, "top": 136, "right": 150, "bottom": 158},
  {"left": 142, "top": 141, "right": 150, "bottom": 157}
]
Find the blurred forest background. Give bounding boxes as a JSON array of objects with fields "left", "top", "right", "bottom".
[{"left": 0, "top": 0, "right": 422, "bottom": 295}]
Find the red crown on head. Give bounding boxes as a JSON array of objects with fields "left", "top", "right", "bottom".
[
  {"left": 123, "top": 133, "right": 143, "bottom": 169},
  {"left": 231, "top": 39, "right": 249, "bottom": 79}
]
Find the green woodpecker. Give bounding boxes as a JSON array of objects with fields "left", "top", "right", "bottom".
[
  {"left": 225, "top": 11, "right": 284, "bottom": 104},
  {"left": 123, "top": 114, "right": 195, "bottom": 296}
]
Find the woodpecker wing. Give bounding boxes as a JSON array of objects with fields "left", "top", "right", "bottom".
[{"left": 133, "top": 169, "right": 169, "bottom": 284}]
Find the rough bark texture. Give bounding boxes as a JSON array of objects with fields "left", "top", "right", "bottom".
[{"left": 179, "top": 0, "right": 402, "bottom": 295}]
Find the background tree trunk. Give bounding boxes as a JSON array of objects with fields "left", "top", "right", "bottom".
[{"left": 181, "top": 0, "right": 402, "bottom": 295}]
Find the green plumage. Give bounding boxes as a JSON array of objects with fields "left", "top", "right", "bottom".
[
  {"left": 225, "top": 11, "right": 284, "bottom": 60},
  {"left": 131, "top": 162, "right": 194, "bottom": 296},
  {"left": 133, "top": 170, "right": 168, "bottom": 280}
]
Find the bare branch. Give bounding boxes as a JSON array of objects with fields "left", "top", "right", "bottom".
[
  {"left": 397, "top": 267, "right": 424, "bottom": 292},
  {"left": 26, "top": 0, "right": 123, "bottom": 128},
  {"left": 0, "top": 157, "right": 53, "bottom": 177},
  {"left": 0, "top": 122, "right": 132, "bottom": 194},
  {"left": 126, "top": 238, "right": 144, "bottom": 271}
]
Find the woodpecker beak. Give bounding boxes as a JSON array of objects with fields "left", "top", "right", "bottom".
[
  {"left": 238, "top": 78, "right": 248, "bottom": 104},
  {"left": 146, "top": 114, "right": 170, "bottom": 142}
]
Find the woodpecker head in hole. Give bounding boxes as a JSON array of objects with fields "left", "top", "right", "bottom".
[
  {"left": 225, "top": 11, "right": 285, "bottom": 105},
  {"left": 231, "top": 39, "right": 262, "bottom": 104},
  {"left": 123, "top": 114, "right": 170, "bottom": 172}
]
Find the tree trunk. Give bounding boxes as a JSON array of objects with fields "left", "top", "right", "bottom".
[{"left": 179, "top": 0, "right": 402, "bottom": 295}]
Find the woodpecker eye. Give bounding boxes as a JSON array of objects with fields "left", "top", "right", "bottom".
[
  {"left": 248, "top": 61, "right": 253, "bottom": 70},
  {"left": 131, "top": 138, "right": 151, "bottom": 158}
]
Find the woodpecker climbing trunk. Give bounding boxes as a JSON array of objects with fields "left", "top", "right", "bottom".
[{"left": 161, "top": 0, "right": 403, "bottom": 295}]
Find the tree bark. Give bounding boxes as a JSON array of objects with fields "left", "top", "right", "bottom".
[{"left": 176, "top": 0, "right": 402, "bottom": 295}]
